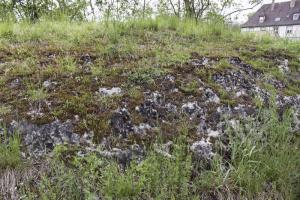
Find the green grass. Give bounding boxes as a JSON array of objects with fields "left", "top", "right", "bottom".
[
  {"left": 19, "top": 107, "right": 300, "bottom": 199},
  {"left": 59, "top": 56, "right": 78, "bottom": 73},
  {"left": 27, "top": 88, "right": 48, "bottom": 102},
  {"left": 0, "top": 17, "right": 300, "bottom": 199},
  {"left": 180, "top": 80, "right": 199, "bottom": 94},
  {"left": 0, "top": 128, "right": 21, "bottom": 169},
  {"left": 0, "top": 105, "right": 11, "bottom": 115},
  {"left": 128, "top": 67, "right": 168, "bottom": 85}
]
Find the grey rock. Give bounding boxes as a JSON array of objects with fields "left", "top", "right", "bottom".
[
  {"left": 80, "top": 53, "right": 93, "bottom": 65},
  {"left": 14, "top": 120, "right": 80, "bottom": 157},
  {"left": 133, "top": 123, "right": 152, "bottom": 136},
  {"left": 190, "top": 139, "right": 214, "bottom": 160},
  {"left": 182, "top": 102, "right": 205, "bottom": 120},
  {"left": 110, "top": 108, "right": 133, "bottom": 138},
  {"left": 43, "top": 80, "right": 57, "bottom": 89},
  {"left": 204, "top": 88, "right": 220, "bottom": 104},
  {"left": 98, "top": 87, "right": 122, "bottom": 96},
  {"left": 136, "top": 100, "right": 159, "bottom": 119},
  {"left": 9, "top": 78, "right": 21, "bottom": 88},
  {"left": 190, "top": 57, "right": 211, "bottom": 67},
  {"left": 207, "top": 129, "right": 221, "bottom": 138},
  {"left": 278, "top": 59, "right": 289, "bottom": 74}
]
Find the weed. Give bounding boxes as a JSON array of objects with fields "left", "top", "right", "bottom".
[
  {"left": 0, "top": 105, "right": 11, "bottom": 115},
  {"left": 58, "top": 56, "right": 77, "bottom": 73},
  {"left": 128, "top": 67, "right": 167, "bottom": 85},
  {"left": 127, "top": 86, "right": 143, "bottom": 100},
  {"left": 91, "top": 66, "right": 105, "bottom": 77},
  {"left": 216, "top": 58, "right": 232, "bottom": 70},
  {"left": 19, "top": 107, "right": 300, "bottom": 199},
  {"left": 26, "top": 88, "right": 48, "bottom": 102},
  {"left": 180, "top": 80, "right": 199, "bottom": 94},
  {"left": 0, "top": 128, "right": 21, "bottom": 169}
]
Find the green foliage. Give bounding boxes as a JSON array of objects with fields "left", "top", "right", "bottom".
[
  {"left": 20, "top": 108, "right": 300, "bottom": 199},
  {"left": 0, "top": 129, "right": 21, "bottom": 169},
  {"left": 180, "top": 80, "right": 199, "bottom": 94},
  {"left": 59, "top": 56, "right": 77, "bottom": 73},
  {"left": 216, "top": 58, "right": 232, "bottom": 69},
  {"left": 127, "top": 86, "right": 143, "bottom": 100},
  {"left": 0, "top": 105, "right": 11, "bottom": 115},
  {"left": 27, "top": 88, "right": 48, "bottom": 102},
  {"left": 229, "top": 108, "right": 299, "bottom": 198},
  {"left": 128, "top": 67, "right": 168, "bottom": 85},
  {"left": 0, "top": 15, "right": 300, "bottom": 200},
  {"left": 195, "top": 107, "right": 300, "bottom": 199},
  {"left": 102, "top": 127, "right": 192, "bottom": 199}
]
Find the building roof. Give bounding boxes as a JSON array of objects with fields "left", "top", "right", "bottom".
[{"left": 241, "top": 1, "right": 300, "bottom": 28}]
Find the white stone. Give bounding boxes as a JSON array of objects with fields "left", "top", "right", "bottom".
[
  {"left": 190, "top": 139, "right": 214, "bottom": 159},
  {"left": 133, "top": 123, "right": 152, "bottom": 135},
  {"left": 207, "top": 129, "right": 221, "bottom": 138},
  {"left": 182, "top": 102, "right": 199, "bottom": 110},
  {"left": 278, "top": 59, "right": 289, "bottom": 74},
  {"left": 205, "top": 88, "right": 220, "bottom": 103},
  {"left": 43, "top": 81, "right": 51, "bottom": 88},
  {"left": 98, "top": 87, "right": 122, "bottom": 96},
  {"left": 236, "top": 90, "right": 247, "bottom": 97}
]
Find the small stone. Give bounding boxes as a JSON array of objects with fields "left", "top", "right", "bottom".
[
  {"left": 98, "top": 87, "right": 122, "bottom": 96},
  {"left": 236, "top": 90, "right": 247, "bottom": 97},
  {"left": 133, "top": 123, "right": 152, "bottom": 136},
  {"left": 182, "top": 102, "right": 199, "bottom": 114},
  {"left": 190, "top": 139, "right": 214, "bottom": 160},
  {"left": 110, "top": 108, "right": 133, "bottom": 138},
  {"left": 43, "top": 80, "right": 57, "bottom": 89},
  {"left": 182, "top": 102, "right": 203, "bottom": 119},
  {"left": 81, "top": 53, "right": 93, "bottom": 65},
  {"left": 190, "top": 57, "right": 210, "bottom": 67},
  {"left": 228, "top": 119, "right": 240, "bottom": 130},
  {"left": 10, "top": 78, "right": 21, "bottom": 88},
  {"left": 207, "top": 129, "right": 220, "bottom": 138},
  {"left": 43, "top": 81, "right": 51, "bottom": 88},
  {"left": 204, "top": 88, "right": 220, "bottom": 103},
  {"left": 278, "top": 59, "right": 289, "bottom": 74}
]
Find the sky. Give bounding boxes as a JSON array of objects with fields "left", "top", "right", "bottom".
[{"left": 235, "top": 0, "right": 289, "bottom": 23}]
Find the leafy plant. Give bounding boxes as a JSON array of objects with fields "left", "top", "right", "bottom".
[{"left": 0, "top": 128, "right": 21, "bottom": 169}]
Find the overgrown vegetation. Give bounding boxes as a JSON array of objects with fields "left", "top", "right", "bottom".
[
  {"left": 0, "top": 9, "right": 300, "bottom": 199},
  {"left": 0, "top": 0, "right": 263, "bottom": 22},
  {"left": 17, "top": 107, "right": 300, "bottom": 199},
  {"left": 0, "top": 128, "right": 21, "bottom": 169}
]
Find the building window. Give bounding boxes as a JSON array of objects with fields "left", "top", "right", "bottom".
[
  {"left": 293, "top": 13, "right": 300, "bottom": 21},
  {"left": 286, "top": 26, "right": 293, "bottom": 34},
  {"left": 259, "top": 16, "right": 265, "bottom": 23},
  {"left": 275, "top": 17, "right": 281, "bottom": 22}
]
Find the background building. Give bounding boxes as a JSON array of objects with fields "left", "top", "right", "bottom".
[{"left": 241, "top": 0, "right": 300, "bottom": 39}]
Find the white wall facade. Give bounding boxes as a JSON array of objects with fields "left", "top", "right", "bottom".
[{"left": 241, "top": 25, "right": 300, "bottom": 39}]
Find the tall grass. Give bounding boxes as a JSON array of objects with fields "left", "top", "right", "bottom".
[
  {"left": 0, "top": 16, "right": 288, "bottom": 45},
  {"left": 197, "top": 108, "right": 300, "bottom": 199},
  {"left": 0, "top": 128, "right": 21, "bottom": 169},
  {"left": 19, "top": 107, "right": 300, "bottom": 199}
]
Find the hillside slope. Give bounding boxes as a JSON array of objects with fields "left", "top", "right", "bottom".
[{"left": 0, "top": 18, "right": 300, "bottom": 199}]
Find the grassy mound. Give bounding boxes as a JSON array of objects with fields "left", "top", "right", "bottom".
[{"left": 0, "top": 17, "right": 299, "bottom": 199}]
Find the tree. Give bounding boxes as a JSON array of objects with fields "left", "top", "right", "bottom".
[{"left": 161, "top": 0, "right": 262, "bottom": 21}]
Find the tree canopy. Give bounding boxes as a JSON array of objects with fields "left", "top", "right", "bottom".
[{"left": 0, "top": 0, "right": 263, "bottom": 22}]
